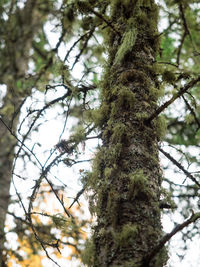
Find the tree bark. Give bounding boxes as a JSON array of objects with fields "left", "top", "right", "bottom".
[{"left": 87, "top": 1, "right": 167, "bottom": 266}]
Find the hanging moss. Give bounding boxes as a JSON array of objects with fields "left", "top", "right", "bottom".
[
  {"left": 1, "top": 104, "right": 15, "bottom": 117},
  {"left": 85, "top": 102, "right": 110, "bottom": 127},
  {"left": 135, "top": 111, "right": 149, "bottom": 121},
  {"left": 70, "top": 125, "right": 86, "bottom": 143},
  {"left": 114, "top": 27, "right": 137, "bottom": 64},
  {"left": 149, "top": 86, "right": 164, "bottom": 101},
  {"left": 110, "top": 122, "right": 126, "bottom": 143},
  {"left": 128, "top": 169, "right": 149, "bottom": 199},
  {"left": 118, "top": 86, "right": 136, "bottom": 108},
  {"left": 81, "top": 238, "right": 95, "bottom": 266},
  {"left": 162, "top": 70, "right": 176, "bottom": 84},
  {"left": 154, "top": 115, "right": 167, "bottom": 140},
  {"left": 81, "top": 16, "right": 94, "bottom": 30},
  {"left": 106, "top": 143, "right": 123, "bottom": 163},
  {"left": 52, "top": 214, "right": 67, "bottom": 230}
]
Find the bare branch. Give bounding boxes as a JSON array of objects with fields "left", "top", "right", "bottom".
[
  {"left": 143, "top": 211, "right": 200, "bottom": 266},
  {"left": 146, "top": 75, "right": 200, "bottom": 123},
  {"left": 159, "top": 147, "right": 200, "bottom": 188}
]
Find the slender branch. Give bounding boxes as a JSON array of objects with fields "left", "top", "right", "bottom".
[
  {"left": 69, "top": 187, "right": 85, "bottom": 209},
  {"left": 64, "top": 30, "right": 95, "bottom": 62},
  {"left": 71, "top": 29, "right": 95, "bottom": 70},
  {"left": 143, "top": 211, "right": 200, "bottom": 266},
  {"left": 86, "top": 7, "right": 121, "bottom": 37},
  {"left": 179, "top": 3, "right": 198, "bottom": 54},
  {"left": 176, "top": 30, "right": 187, "bottom": 66},
  {"left": 182, "top": 95, "right": 200, "bottom": 130},
  {"left": 0, "top": 117, "right": 42, "bottom": 168},
  {"left": 159, "top": 147, "right": 200, "bottom": 188},
  {"left": 156, "top": 61, "right": 179, "bottom": 68},
  {"left": 146, "top": 75, "right": 200, "bottom": 123}
]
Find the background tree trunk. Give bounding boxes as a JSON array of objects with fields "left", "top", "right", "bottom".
[
  {"left": 87, "top": 1, "right": 167, "bottom": 266},
  {"left": 0, "top": 0, "right": 46, "bottom": 263}
]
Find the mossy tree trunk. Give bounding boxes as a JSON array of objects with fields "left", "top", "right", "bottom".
[{"left": 87, "top": 1, "right": 167, "bottom": 266}]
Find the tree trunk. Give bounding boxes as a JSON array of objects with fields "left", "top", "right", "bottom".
[
  {"left": 87, "top": 1, "right": 167, "bottom": 266},
  {"left": 0, "top": 0, "right": 44, "bottom": 264}
]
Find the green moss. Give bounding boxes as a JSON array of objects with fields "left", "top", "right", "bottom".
[
  {"left": 75, "top": 1, "right": 91, "bottom": 13},
  {"left": 124, "top": 260, "right": 139, "bottom": 267},
  {"left": 128, "top": 169, "right": 150, "bottom": 199},
  {"left": 81, "top": 16, "right": 93, "bottom": 30},
  {"left": 1, "top": 104, "right": 14, "bottom": 116},
  {"left": 129, "top": 169, "right": 146, "bottom": 187},
  {"left": 105, "top": 143, "right": 123, "bottom": 164},
  {"left": 154, "top": 115, "right": 167, "bottom": 140},
  {"left": 104, "top": 167, "right": 113, "bottom": 179},
  {"left": 135, "top": 112, "right": 149, "bottom": 121},
  {"left": 185, "top": 114, "right": 194, "bottom": 124},
  {"left": 145, "top": 63, "right": 161, "bottom": 80},
  {"left": 149, "top": 86, "right": 164, "bottom": 101},
  {"left": 81, "top": 238, "right": 95, "bottom": 266},
  {"left": 110, "top": 102, "right": 118, "bottom": 118},
  {"left": 52, "top": 214, "right": 67, "bottom": 230},
  {"left": 110, "top": 122, "right": 126, "bottom": 143},
  {"left": 86, "top": 148, "right": 105, "bottom": 188},
  {"left": 162, "top": 70, "right": 176, "bottom": 84},
  {"left": 136, "top": 10, "right": 147, "bottom": 25},
  {"left": 109, "top": 86, "right": 136, "bottom": 118},
  {"left": 154, "top": 246, "right": 168, "bottom": 267},
  {"left": 160, "top": 188, "right": 176, "bottom": 209},
  {"left": 118, "top": 87, "right": 136, "bottom": 108},
  {"left": 70, "top": 125, "right": 86, "bottom": 143},
  {"left": 114, "top": 223, "right": 139, "bottom": 246},
  {"left": 87, "top": 103, "right": 110, "bottom": 127},
  {"left": 114, "top": 27, "right": 137, "bottom": 64},
  {"left": 122, "top": 0, "right": 131, "bottom": 8}
]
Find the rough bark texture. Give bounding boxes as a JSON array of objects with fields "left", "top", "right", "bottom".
[
  {"left": 86, "top": 1, "right": 167, "bottom": 266},
  {"left": 0, "top": 1, "right": 43, "bottom": 264}
]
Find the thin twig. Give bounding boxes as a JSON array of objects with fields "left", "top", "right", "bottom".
[
  {"left": 69, "top": 187, "right": 85, "bottom": 209},
  {"left": 182, "top": 95, "right": 200, "bottom": 130},
  {"left": 87, "top": 7, "right": 121, "bottom": 37}
]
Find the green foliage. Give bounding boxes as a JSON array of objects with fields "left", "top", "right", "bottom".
[{"left": 159, "top": 36, "right": 176, "bottom": 62}]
